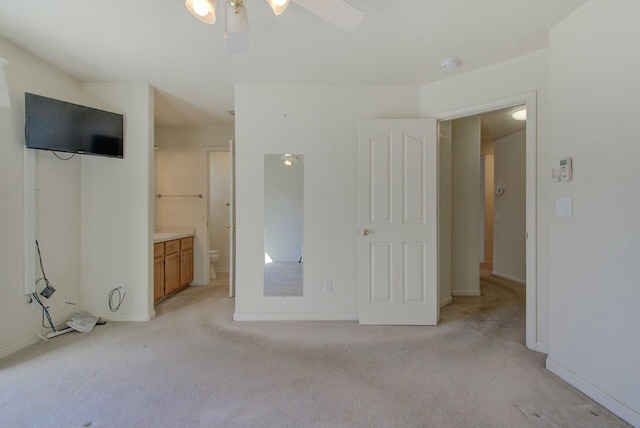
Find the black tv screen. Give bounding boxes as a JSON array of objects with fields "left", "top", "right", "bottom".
[{"left": 24, "top": 93, "right": 124, "bottom": 158}]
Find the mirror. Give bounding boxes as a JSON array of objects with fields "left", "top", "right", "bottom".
[{"left": 264, "top": 154, "right": 304, "bottom": 296}]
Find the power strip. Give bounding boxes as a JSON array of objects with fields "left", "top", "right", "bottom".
[{"left": 38, "top": 327, "right": 74, "bottom": 341}]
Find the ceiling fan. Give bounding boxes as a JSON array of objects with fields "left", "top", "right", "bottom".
[{"left": 184, "top": 0, "right": 364, "bottom": 53}]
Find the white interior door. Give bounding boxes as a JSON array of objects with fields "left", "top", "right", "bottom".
[
  {"left": 358, "top": 119, "right": 438, "bottom": 325},
  {"left": 229, "top": 139, "right": 236, "bottom": 297}
]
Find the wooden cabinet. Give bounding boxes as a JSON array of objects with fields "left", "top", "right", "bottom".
[
  {"left": 180, "top": 237, "right": 194, "bottom": 287},
  {"left": 164, "top": 253, "right": 181, "bottom": 295},
  {"left": 164, "top": 239, "right": 181, "bottom": 295},
  {"left": 154, "top": 236, "right": 194, "bottom": 303},
  {"left": 153, "top": 243, "right": 165, "bottom": 301}
]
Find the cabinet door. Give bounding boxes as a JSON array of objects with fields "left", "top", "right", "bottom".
[
  {"left": 154, "top": 257, "right": 165, "bottom": 302},
  {"left": 180, "top": 249, "right": 193, "bottom": 287},
  {"left": 164, "top": 253, "right": 181, "bottom": 294}
]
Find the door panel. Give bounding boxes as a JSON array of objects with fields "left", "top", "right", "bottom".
[
  {"left": 358, "top": 119, "right": 438, "bottom": 325},
  {"left": 371, "top": 242, "right": 392, "bottom": 302},
  {"left": 403, "top": 135, "right": 426, "bottom": 223},
  {"left": 403, "top": 242, "right": 425, "bottom": 302},
  {"left": 370, "top": 133, "right": 392, "bottom": 224}
]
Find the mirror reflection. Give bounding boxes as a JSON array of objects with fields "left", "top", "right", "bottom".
[{"left": 264, "top": 154, "right": 304, "bottom": 296}]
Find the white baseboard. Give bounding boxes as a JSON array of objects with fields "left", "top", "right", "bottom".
[
  {"left": 0, "top": 334, "right": 41, "bottom": 360},
  {"left": 546, "top": 358, "right": 640, "bottom": 427},
  {"left": 96, "top": 311, "right": 155, "bottom": 322},
  {"left": 233, "top": 312, "right": 359, "bottom": 321},
  {"left": 492, "top": 270, "right": 526, "bottom": 285},
  {"left": 440, "top": 296, "right": 453, "bottom": 308},
  {"left": 451, "top": 290, "right": 481, "bottom": 297},
  {"left": 215, "top": 267, "right": 230, "bottom": 274}
]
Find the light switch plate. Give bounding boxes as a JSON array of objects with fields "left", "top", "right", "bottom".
[{"left": 556, "top": 198, "right": 573, "bottom": 217}]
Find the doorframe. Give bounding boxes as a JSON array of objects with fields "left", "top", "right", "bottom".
[
  {"left": 434, "top": 91, "right": 539, "bottom": 352},
  {"left": 203, "top": 146, "right": 231, "bottom": 283}
]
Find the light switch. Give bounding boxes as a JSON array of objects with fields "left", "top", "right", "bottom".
[{"left": 556, "top": 198, "right": 573, "bottom": 217}]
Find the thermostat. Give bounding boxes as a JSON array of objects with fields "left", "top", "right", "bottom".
[{"left": 560, "top": 157, "right": 572, "bottom": 182}]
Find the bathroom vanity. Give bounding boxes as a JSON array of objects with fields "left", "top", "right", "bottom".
[{"left": 153, "top": 227, "right": 195, "bottom": 303}]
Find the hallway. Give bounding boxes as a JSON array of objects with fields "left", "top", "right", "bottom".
[{"left": 441, "top": 262, "right": 526, "bottom": 345}]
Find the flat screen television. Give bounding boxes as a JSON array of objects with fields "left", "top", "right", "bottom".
[{"left": 24, "top": 93, "right": 124, "bottom": 158}]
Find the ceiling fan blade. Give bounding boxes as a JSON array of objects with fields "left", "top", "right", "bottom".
[
  {"left": 292, "top": 0, "right": 364, "bottom": 32},
  {"left": 225, "top": 31, "right": 249, "bottom": 54}
]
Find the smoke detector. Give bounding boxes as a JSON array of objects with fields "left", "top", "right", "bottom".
[{"left": 440, "top": 57, "right": 460, "bottom": 71}]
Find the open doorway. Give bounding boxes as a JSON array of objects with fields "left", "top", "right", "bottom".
[
  {"left": 479, "top": 106, "right": 527, "bottom": 344},
  {"left": 437, "top": 94, "right": 536, "bottom": 350},
  {"left": 207, "top": 149, "right": 231, "bottom": 284}
]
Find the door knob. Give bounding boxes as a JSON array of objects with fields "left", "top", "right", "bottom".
[{"left": 361, "top": 229, "right": 370, "bottom": 236}]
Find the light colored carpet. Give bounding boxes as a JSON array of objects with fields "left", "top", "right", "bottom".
[
  {"left": 0, "top": 273, "right": 629, "bottom": 428},
  {"left": 264, "top": 261, "right": 303, "bottom": 296}
]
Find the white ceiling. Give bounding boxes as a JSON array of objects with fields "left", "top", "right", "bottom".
[{"left": 0, "top": 0, "right": 586, "bottom": 126}]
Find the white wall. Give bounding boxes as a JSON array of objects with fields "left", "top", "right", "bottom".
[
  {"left": 209, "top": 151, "right": 231, "bottom": 272},
  {"left": 155, "top": 125, "right": 234, "bottom": 284},
  {"left": 0, "top": 37, "right": 154, "bottom": 356},
  {"left": 451, "top": 117, "right": 481, "bottom": 296},
  {"left": 234, "top": 85, "right": 420, "bottom": 320},
  {"left": 80, "top": 83, "right": 154, "bottom": 321},
  {"left": 0, "top": 37, "right": 84, "bottom": 357},
  {"left": 546, "top": 0, "right": 640, "bottom": 425},
  {"left": 420, "top": 48, "right": 551, "bottom": 348},
  {"left": 493, "top": 130, "right": 526, "bottom": 282},
  {"left": 264, "top": 154, "right": 304, "bottom": 262}
]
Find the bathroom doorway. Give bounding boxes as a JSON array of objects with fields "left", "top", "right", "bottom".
[{"left": 207, "top": 148, "right": 232, "bottom": 289}]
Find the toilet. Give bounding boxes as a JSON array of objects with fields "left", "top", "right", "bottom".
[{"left": 209, "top": 250, "right": 219, "bottom": 279}]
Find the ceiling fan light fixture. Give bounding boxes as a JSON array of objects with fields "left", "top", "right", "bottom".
[
  {"left": 185, "top": 0, "right": 217, "bottom": 24},
  {"left": 266, "top": 0, "right": 290, "bottom": 16},
  {"left": 226, "top": 0, "right": 250, "bottom": 32},
  {"left": 280, "top": 153, "right": 303, "bottom": 166}
]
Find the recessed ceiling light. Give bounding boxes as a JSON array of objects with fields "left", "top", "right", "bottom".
[
  {"left": 512, "top": 108, "right": 527, "bottom": 121},
  {"left": 440, "top": 57, "right": 460, "bottom": 71}
]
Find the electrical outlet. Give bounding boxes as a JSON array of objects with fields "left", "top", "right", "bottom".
[
  {"left": 323, "top": 281, "right": 332, "bottom": 293},
  {"left": 63, "top": 296, "right": 70, "bottom": 310}
]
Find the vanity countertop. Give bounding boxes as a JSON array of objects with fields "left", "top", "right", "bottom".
[{"left": 153, "top": 226, "right": 195, "bottom": 243}]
